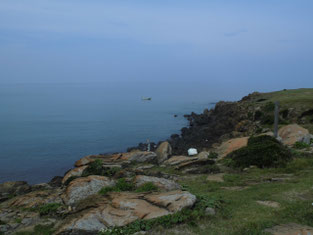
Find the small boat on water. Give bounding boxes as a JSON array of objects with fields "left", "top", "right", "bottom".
[{"left": 141, "top": 97, "right": 152, "bottom": 101}]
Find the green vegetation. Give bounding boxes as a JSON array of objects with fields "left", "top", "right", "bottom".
[
  {"left": 99, "top": 178, "right": 135, "bottom": 195},
  {"left": 135, "top": 182, "right": 158, "bottom": 193},
  {"left": 263, "top": 102, "right": 275, "bottom": 112},
  {"left": 15, "top": 218, "right": 22, "bottom": 224},
  {"left": 15, "top": 224, "right": 54, "bottom": 235},
  {"left": 38, "top": 203, "right": 61, "bottom": 216},
  {"left": 161, "top": 156, "right": 313, "bottom": 235},
  {"left": 208, "top": 152, "right": 218, "bottom": 159},
  {"left": 226, "top": 135, "right": 292, "bottom": 168},
  {"left": 82, "top": 159, "right": 121, "bottom": 177},
  {"left": 98, "top": 195, "right": 223, "bottom": 235},
  {"left": 294, "top": 141, "right": 310, "bottom": 149}
]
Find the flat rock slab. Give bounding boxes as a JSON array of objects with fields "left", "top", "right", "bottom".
[
  {"left": 256, "top": 200, "right": 280, "bottom": 208},
  {"left": 135, "top": 175, "right": 181, "bottom": 191},
  {"left": 264, "top": 223, "right": 313, "bottom": 235},
  {"left": 56, "top": 190, "right": 196, "bottom": 234},
  {"left": 75, "top": 151, "right": 157, "bottom": 167},
  {"left": 3, "top": 189, "right": 63, "bottom": 209},
  {"left": 221, "top": 186, "right": 249, "bottom": 191},
  {"left": 207, "top": 173, "right": 225, "bottom": 182}
]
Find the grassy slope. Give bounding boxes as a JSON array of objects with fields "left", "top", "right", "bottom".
[
  {"left": 150, "top": 156, "right": 313, "bottom": 235},
  {"left": 256, "top": 88, "right": 313, "bottom": 109},
  {"left": 252, "top": 88, "right": 313, "bottom": 133}
]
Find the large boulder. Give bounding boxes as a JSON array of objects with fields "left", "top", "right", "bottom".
[
  {"left": 278, "top": 124, "right": 311, "bottom": 146},
  {"left": 215, "top": 137, "right": 249, "bottom": 159},
  {"left": 0, "top": 181, "right": 31, "bottom": 202},
  {"left": 63, "top": 175, "right": 115, "bottom": 205},
  {"left": 62, "top": 166, "right": 88, "bottom": 184},
  {"left": 56, "top": 190, "right": 196, "bottom": 234},
  {"left": 155, "top": 142, "right": 172, "bottom": 164},
  {"left": 134, "top": 175, "right": 181, "bottom": 191}
]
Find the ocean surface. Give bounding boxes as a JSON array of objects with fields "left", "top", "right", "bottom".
[{"left": 0, "top": 82, "right": 216, "bottom": 184}]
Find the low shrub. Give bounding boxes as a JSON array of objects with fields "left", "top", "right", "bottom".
[
  {"left": 38, "top": 203, "right": 61, "bottom": 216},
  {"left": 99, "top": 178, "right": 135, "bottom": 195},
  {"left": 82, "top": 159, "right": 104, "bottom": 177},
  {"left": 294, "top": 141, "right": 310, "bottom": 149},
  {"left": 15, "top": 224, "right": 54, "bottom": 235},
  {"left": 82, "top": 159, "right": 121, "bottom": 177},
  {"left": 226, "top": 135, "right": 292, "bottom": 168},
  {"left": 263, "top": 102, "right": 275, "bottom": 112},
  {"left": 208, "top": 152, "right": 218, "bottom": 159},
  {"left": 135, "top": 182, "right": 158, "bottom": 193}
]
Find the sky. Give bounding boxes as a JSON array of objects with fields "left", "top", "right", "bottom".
[{"left": 1, "top": 0, "right": 313, "bottom": 93}]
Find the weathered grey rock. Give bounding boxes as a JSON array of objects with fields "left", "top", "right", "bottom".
[
  {"left": 63, "top": 175, "right": 115, "bottom": 205},
  {"left": 256, "top": 200, "right": 280, "bottom": 208},
  {"left": 155, "top": 142, "right": 172, "bottom": 164},
  {"left": 205, "top": 207, "right": 216, "bottom": 216},
  {"left": 134, "top": 175, "right": 181, "bottom": 191},
  {"left": 56, "top": 190, "right": 196, "bottom": 234},
  {"left": 128, "top": 151, "right": 157, "bottom": 163}
]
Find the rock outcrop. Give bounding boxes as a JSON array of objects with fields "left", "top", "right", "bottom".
[
  {"left": 134, "top": 175, "right": 181, "bottom": 191},
  {"left": 63, "top": 175, "right": 115, "bottom": 205},
  {"left": 278, "top": 124, "right": 311, "bottom": 146},
  {"left": 56, "top": 190, "right": 196, "bottom": 234},
  {"left": 0, "top": 181, "right": 31, "bottom": 202},
  {"left": 75, "top": 151, "right": 157, "bottom": 167},
  {"left": 155, "top": 142, "right": 172, "bottom": 164}
]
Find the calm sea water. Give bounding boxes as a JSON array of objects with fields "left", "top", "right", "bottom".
[{"left": 0, "top": 82, "right": 215, "bottom": 184}]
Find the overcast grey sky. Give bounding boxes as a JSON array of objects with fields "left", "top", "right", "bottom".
[{"left": 1, "top": 0, "right": 313, "bottom": 92}]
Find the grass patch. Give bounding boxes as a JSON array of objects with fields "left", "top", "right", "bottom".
[
  {"left": 99, "top": 178, "right": 135, "bottom": 195},
  {"left": 15, "top": 224, "right": 54, "bottom": 235},
  {"left": 294, "top": 141, "right": 311, "bottom": 149},
  {"left": 135, "top": 182, "right": 158, "bottom": 193},
  {"left": 38, "top": 203, "right": 61, "bottom": 216}
]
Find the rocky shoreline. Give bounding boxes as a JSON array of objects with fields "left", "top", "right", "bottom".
[{"left": 1, "top": 89, "right": 313, "bottom": 234}]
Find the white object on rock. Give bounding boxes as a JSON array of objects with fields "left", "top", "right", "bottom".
[{"left": 188, "top": 148, "right": 198, "bottom": 156}]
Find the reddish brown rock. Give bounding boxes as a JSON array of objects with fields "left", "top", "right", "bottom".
[
  {"left": 56, "top": 190, "right": 196, "bottom": 234},
  {"left": 155, "top": 142, "right": 172, "bottom": 164},
  {"left": 216, "top": 137, "right": 249, "bottom": 159},
  {"left": 278, "top": 124, "right": 310, "bottom": 146},
  {"left": 62, "top": 166, "right": 88, "bottom": 184}
]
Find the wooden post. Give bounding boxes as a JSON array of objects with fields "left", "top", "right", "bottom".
[
  {"left": 274, "top": 101, "right": 279, "bottom": 138},
  {"left": 147, "top": 139, "right": 151, "bottom": 152}
]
